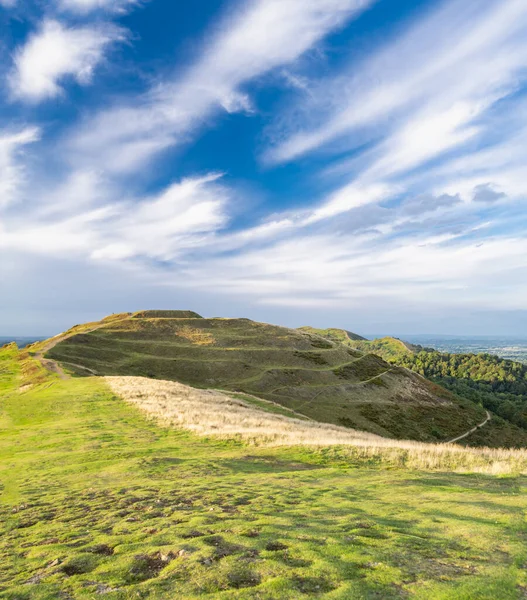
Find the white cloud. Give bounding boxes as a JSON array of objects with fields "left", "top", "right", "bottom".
[
  {"left": 416, "top": 99, "right": 527, "bottom": 203},
  {"left": 36, "top": 170, "right": 113, "bottom": 219},
  {"left": 90, "top": 173, "right": 229, "bottom": 262},
  {"left": 0, "top": 127, "right": 40, "bottom": 208},
  {"left": 9, "top": 19, "right": 126, "bottom": 102},
  {"left": 303, "top": 182, "right": 394, "bottom": 224},
  {"left": 250, "top": 0, "right": 527, "bottom": 233},
  {"left": 362, "top": 102, "right": 482, "bottom": 181},
  {"left": 267, "top": 0, "right": 527, "bottom": 165},
  {"left": 67, "top": 0, "right": 375, "bottom": 173},
  {"left": 0, "top": 173, "right": 230, "bottom": 262},
  {"left": 177, "top": 227, "right": 527, "bottom": 312},
  {"left": 58, "top": 0, "right": 139, "bottom": 13},
  {"left": 3, "top": 0, "right": 527, "bottom": 325}
]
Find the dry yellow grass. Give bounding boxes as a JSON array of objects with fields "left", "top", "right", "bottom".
[
  {"left": 105, "top": 376, "right": 527, "bottom": 475},
  {"left": 176, "top": 325, "right": 215, "bottom": 345}
]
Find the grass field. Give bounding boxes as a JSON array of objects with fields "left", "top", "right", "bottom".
[
  {"left": 2, "top": 344, "right": 527, "bottom": 599},
  {"left": 43, "top": 312, "right": 491, "bottom": 444}
]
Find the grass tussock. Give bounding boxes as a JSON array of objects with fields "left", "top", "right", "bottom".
[{"left": 105, "top": 376, "right": 527, "bottom": 475}]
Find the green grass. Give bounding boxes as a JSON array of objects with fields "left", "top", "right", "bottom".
[
  {"left": 298, "top": 327, "right": 367, "bottom": 344},
  {"left": 43, "top": 313, "right": 490, "bottom": 444},
  {"left": 2, "top": 346, "right": 527, "bottom": 599}
]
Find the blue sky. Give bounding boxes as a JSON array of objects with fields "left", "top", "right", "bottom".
[{"left": 2, "top": 0, "right": 527, "bottom": 336}]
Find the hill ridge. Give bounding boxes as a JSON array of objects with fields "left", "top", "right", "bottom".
[{"left": 40, "top": 311, "right": 496, "bottom": 445}]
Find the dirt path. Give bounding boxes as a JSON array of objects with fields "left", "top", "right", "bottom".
[
  {"left": 226, "top": 390, "right": 314, "bottom": 421},
  {"left": 34, "top": 323, "right": 110, "bottom": 380},
  {"left": 358, "top": 369, "right": 393, "bottom": 385},
  {"left": 269, "top": 368, "right": 394, "bottom": 415},
  {"left": 38, "top": 357, "right": 69, "bottom": 380},
  {"left": 445, "top": 411, "right": 491, "bottom": 444}
]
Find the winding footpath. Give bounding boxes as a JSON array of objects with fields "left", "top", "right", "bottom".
[
  {"left": 34, "top": 335, "right": 72, "bottom": 380},
  {"left": 445, "top": 411, "right": 492, "bottom": 444},
  {"left": 34, "top": 322, "right": 110, "bottom": 380}
]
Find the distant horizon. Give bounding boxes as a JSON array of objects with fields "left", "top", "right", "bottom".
[{"left": 367, "top": 333, "right": 527, "bottom": 341}]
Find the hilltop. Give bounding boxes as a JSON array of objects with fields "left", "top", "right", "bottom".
[
  {"left": 298, "top": 327, "right": 367, "bottom": 344},
  {"left": 38, "top": 310, "right": 491, "bottom": 444},
  {"left": 302, "top": 328, "right": 527, "bottom": 447},
  {"left": 300, "top": 328, "right": 422, "bottom": 359}
]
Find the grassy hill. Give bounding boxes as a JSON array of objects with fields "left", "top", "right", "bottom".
[
  {"left": 3, "top": 343, "right": 527, "bottom": 599},
  {"left": 301, "top": 328, "right": 527, "bottom": 448},
  {"left": 40, "top": 311, "right": 490, "bottom": 444}
]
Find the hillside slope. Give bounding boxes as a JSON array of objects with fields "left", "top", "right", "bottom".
[
  {"left": 302, "top": 328, "right": 527, "bottom": 448},
  {"left": 3, "top": 344, "right": 527, "bottom": 599},
  {"left": 42, "top": 311, "right": 488, "bottom": 443}
]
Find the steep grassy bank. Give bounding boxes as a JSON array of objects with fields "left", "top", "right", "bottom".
[
  {"left": 43, "top": 312, "right": 487, "bottom": 444},
  {"left": 2, "top": 345, "right": 527, "bottom": 599},
  {"left": 301, "top": 328, "right": 527, "bottom": 448}
]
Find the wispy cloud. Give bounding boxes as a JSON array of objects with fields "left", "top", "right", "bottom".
[
  {"left": 57, "top": 0, "right": 141, "bottom": 13},
  {"left": 9, "top": 19, "right": 126, "bottom": 102},
  {"left": 179, "top": 224, "right": 527, "bottom": 312},
  {"left": 0, "top": 172, "right": 230, "bottom": 261},
  {"left": 267, "top": 0, "right": 527, "bottom": 166},
  {"left": 0, "top": 127, "right": 40, "bottom": 208},
  {"left": 67, "top": 0, "right": 375, "bottom": 173},
  {"left": 90, "top": 173, "right": 229, "bottom": 262},
  {"left": 2, "top": 0, "right": 527, "bottom": 331},
  {"left": 253, "top": 0, "right": 527, "bottom": 246}
]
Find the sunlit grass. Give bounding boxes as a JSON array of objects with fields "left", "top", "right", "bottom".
[
  {"left": 2, "top": 345, "right": 527, "bottom": 599},
  {"left": 107, "top": 376, "right": 527, "bottom": 476}
]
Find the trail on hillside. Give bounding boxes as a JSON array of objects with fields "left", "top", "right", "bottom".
[
  {"left": 226, "top": 390, "right": 314, "bottom": 421},
  {"left": 39, "top": 357, "right": 69, "bottom": 380},
  {"left": 445, "top": 411, "right": 491, "bottom": 444},
  {"left": 358, "top": 369, "right": 394, "bottom": 385},
  {"left": 34, "top": 322, "right": 115, "bottom": 380}
]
